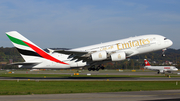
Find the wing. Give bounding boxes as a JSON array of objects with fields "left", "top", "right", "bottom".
[
  {"left": 49, "top": 48, "right": 136, "bottom": 62},
  {"left": 53, "top": 49, "right": 88, "bottom": 55},
  {"left": 48, "top": 49, "right": 91, "bottom": 62}
]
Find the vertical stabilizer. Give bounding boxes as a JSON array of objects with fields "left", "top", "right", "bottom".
[
  {"left": 6, "top": 31, "right": 44, "bottom": 62},
  {"left": 6, "top": 31, "right": 68, "bottom": 65},
  {"left": 144, "top": 59, "right": 151, "bottom": 66}
]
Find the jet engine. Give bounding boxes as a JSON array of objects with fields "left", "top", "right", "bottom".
[
  {"left": 91, "top": 51, "right": 107, "bottom": 61},
  {"left": 111, "top": 52, "right": 126, "bottom": 61}
]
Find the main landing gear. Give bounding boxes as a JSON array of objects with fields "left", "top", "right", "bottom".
[{"left": 88, "top": 65, "right": 105, "bottom": 71}]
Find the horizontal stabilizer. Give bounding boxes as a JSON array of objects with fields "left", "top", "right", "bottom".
[{"left": 9, "top": 62, "right": 41, "bottom": 65}]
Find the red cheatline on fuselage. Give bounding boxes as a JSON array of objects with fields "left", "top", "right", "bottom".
[{"left": 23, "top": 41, "right": 69, "bottom": 65}]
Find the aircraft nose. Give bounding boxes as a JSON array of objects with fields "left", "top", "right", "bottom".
[
  {"left": 169, "top": 40, "right": 173, "bottom": 46},
  {"left": 166, "top": 39, "right": 173, "bottom": 47}
]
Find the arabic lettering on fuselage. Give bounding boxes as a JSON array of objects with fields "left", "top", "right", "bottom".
[{"left": 100, "top": 38, "right": 150, "bottom": 51}]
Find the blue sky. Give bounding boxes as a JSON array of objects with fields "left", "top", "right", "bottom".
[{"left": 1, "top": 0, "right": 180, "bottom": 49}]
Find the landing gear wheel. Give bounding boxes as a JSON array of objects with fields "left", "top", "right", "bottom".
[
  {"left": 100, "top": 66, "right": 105, "bottom": 70},
  {"left": 88, "top": 65, "right": 95, "bottom": 71},
  {"left": 88, "top": 65, "right": 105, "bottom": 71},
  {"left": 88, "top": 68, "right": 91, "bottom": 71}
]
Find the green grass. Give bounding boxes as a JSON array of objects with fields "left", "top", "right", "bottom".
[
  {"left": 0, "top": 81, "right": 180, "bottom": 95},
  {"left": 0, "top": 70, "right": 179, "bottom": 95}
]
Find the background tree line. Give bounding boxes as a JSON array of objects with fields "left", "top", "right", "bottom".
[{"left": 0, "top": 47, "right": 180, "bottom": 69}]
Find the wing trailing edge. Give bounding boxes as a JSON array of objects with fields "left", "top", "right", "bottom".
[{"left": 48, "top": 48, "right": 88, "bottom": 55}]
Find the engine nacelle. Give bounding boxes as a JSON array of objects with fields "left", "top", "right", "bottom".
[
  {"left": 111, "top": 52, "right": 126, "bottom": 61},
  {"left": 91, "top": 51, "right": 107, "bottom": 61}
]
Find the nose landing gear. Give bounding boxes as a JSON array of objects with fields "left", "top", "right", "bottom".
[{"left": 162, "top": 49, "right": 166, "bottom": 57}]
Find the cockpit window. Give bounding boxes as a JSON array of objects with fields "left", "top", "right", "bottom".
[{"left": 164, "top": 38, "right": 168, "bottom": 40}]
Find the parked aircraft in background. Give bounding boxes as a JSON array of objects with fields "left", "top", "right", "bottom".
[
  {"left": 144, "top": 59, "right": 178, "bottom": 74},
  {"left": 6, "top": 31, "right": 173, "bottom": 71}
]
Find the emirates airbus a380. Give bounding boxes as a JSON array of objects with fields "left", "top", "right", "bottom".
[{"left": 6, "top": 31, "right": 173, "bottom": 71}]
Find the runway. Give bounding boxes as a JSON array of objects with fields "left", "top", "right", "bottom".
[
  {"left": 0, "top": 76, "right": 180, "bottom": 81},
  {"left": 1, "top": 90, "right": 180, "bottom": 101}
]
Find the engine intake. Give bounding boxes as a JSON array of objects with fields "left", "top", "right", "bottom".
[
  {"left": 111, "top": 52, "right": 126, "bottom": 61},
  {"left": 91, "top": 51, "right": 107, "bottom": 61}
]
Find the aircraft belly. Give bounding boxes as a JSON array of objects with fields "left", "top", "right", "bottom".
[
  {"left": 70, "top": 62, "right": 87, "bottom": 67},
  {"left": 70, "top": 63, "right": 78, "bottom": 67},
  {"left": 30, "top": 62, "right": 71, "bottom": 68}
]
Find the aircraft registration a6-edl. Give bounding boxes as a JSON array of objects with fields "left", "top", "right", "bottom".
[{"left": 6, "top": 31, "right": 173, "bottom": 71}]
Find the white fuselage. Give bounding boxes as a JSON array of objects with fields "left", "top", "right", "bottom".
[
  {"left": 144, "top": 66, "right": 178, "bottom": 73},
  {"left": 20, "top": 34, "right": 173, "bottom": 69}
]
